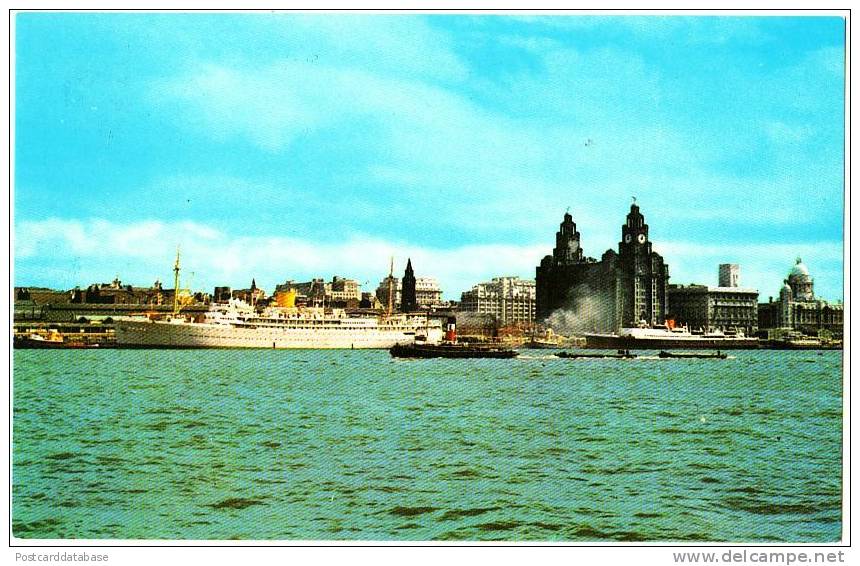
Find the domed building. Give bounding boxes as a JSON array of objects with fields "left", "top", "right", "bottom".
[
  {"left": 758, "top": 258, "right": 843, "bottom": 337},
  {"left": 787, "top": 258, "right": 815, "bottom": 300}
]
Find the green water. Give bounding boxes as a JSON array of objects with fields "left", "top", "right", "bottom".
[{"left": 12, "top": 349, "right": 842, "bottom": 541}]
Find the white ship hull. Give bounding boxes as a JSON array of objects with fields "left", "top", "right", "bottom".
[
  {"left": 116, "top": 317, "right": 444, "bottom": 349},
  {"left": 585, "top": 326, "right": 759, "bottom": 350}
]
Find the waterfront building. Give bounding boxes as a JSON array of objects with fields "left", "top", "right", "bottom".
[
  {"left": 15, "top": 287, "right": 72, "bottom": 305},
  {"left": 232, "top": 279, "right": 266, "bottom": 305},
  {"left": 330, "top": 276, "right": 361, "bottom": 302},
  {"left": 460, "top": 276, "right": 536, "bottom": 327},
  {"left": 667, "top": 266, "right": 758, "bottom": 335},
  {"left": 375, "top": 276, "right": 400, "bottom": 311},
  {"left": 376, "top": 275, "right": 443, "bottom": 311},
  {"left": 275, "top": 276, "right": 362, "bottom": 308},
  {"left": 758, "top": 258, "right": 843, "bottom": 337},
  {"left": 535, "top": 203, "right": 669, "bottom": 333},
  {"left": 360, "top": 292, "right": 383, "bottom": 309},
  {"left": 213, "top": 286, "right": 232, "bottom": 303},
  {"left": 275, "top": 278, "right": 326, "bottom": 306},
  {"left": 415, "top": 277, "right": 443, "bottom": 308},
  {"left": 401, "top": 259, "right": 417, "bottom": 312},
  {"left": 69, "top": 278, "right": 176, "bottom": 307}
]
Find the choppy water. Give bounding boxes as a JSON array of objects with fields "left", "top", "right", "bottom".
[{"left": 13, "top": 349, "right": 842, "bottom": 541}]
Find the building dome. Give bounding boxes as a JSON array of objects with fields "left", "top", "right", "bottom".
[
  {"left": 789, "top": 257, "right": 810, "bottom": 278},
  {"left": 786, "top": 257, "right": 814, "bottom": 301}
]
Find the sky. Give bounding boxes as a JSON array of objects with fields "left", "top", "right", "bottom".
[{"left": 13, "top": 13, "right": 845, "bottom": 301}]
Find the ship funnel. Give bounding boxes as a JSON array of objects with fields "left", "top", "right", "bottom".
[{"left": 445, "top": 316, "right": 457, "bottom": 343}]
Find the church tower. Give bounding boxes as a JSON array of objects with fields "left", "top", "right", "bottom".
[
  {"left": 617, "top": 201, "right": 668, "bottom": 327},
  {"left": 401, "top": 258, "right": 417, "bottom": 312}
]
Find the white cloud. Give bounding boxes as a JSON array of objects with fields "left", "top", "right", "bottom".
[
  {"left": 15, "top": 218, "right": 96, "bottom": 257},
  {"left": 285, "top": 14, "right": 470, "bottom": 83},
  {"left": 147, "top": 51, "right": 703, "bottom": 234},
  {"left": 147, "top": 32, "right": 843, "bottom": 245}
]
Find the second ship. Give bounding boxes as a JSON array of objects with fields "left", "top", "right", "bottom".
[
  {"left": 116, "top": 300, "right": 444, "bottom": 349},
  {"left": 584, "top": 321, "right": 759, "bottom": 349}
]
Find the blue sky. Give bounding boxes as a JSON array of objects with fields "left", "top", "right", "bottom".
[{"left": 14, "top": 14, "right": 845, "bottom": 300}]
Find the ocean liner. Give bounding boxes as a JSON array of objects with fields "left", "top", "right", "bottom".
[
  {"left": 115, "top": 301, "right": 444, "bottom": 349},
  {"left": 585, "top": 323, "right": 759, "bottom": 350}
]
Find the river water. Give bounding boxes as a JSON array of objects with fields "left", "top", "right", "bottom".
[{"left": 12, "top": 349, "right": 842, "bottom": 541}]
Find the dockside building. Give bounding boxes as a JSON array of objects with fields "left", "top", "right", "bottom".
[
  {"left": 667, "top": 265, "right": 759, "bottom": 335},
  {"left": 459, "top": 276, "right": 536, "bottom": 327}
]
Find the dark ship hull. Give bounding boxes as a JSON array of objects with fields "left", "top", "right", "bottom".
[
  {"left": 390, "top": 343, "right": 519, "bottom": 359},
  {"left": 658, "top": 350, "right": 728, "bottom": 359},
  {"left": 556, "top": 351, "right": 635, "bottom": 359},
  {"left": 13, "top": 336, "right": 102, "bottom": 349},
  {"left": 585, "top": 333, "right": 759, "bottom": 350}
]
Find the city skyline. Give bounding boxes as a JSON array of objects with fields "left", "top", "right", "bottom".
[{"left": 14, "top": 14, "right": 845, "bottom": 300}]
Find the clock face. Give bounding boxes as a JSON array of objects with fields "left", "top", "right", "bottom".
[
  {"left": 637, "top": 233, "right": 646, "bottom": 244},
  {"left": 624, "top": 234, "right": 631, "bottom": 243}
]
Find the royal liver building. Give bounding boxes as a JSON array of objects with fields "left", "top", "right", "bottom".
[{"left": 535, "top": 202, "right": 669, "bottom": 333}]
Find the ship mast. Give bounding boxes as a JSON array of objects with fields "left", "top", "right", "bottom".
[
  {"left": 172, "top": 247, "right": 181, "bottom": 315},
  {"left": 387, "top": 257, "right": 394, "bottom": 317}
]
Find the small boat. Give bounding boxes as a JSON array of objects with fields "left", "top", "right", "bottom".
[
  {"left": 14, "top": 331, "right": 66, "bottom": 349},
  {"left": 658, "top": 350, "right": 727, "bottom": 359},
  {"left": 556, "top": 350, "right": 636, "bottom": 359}
]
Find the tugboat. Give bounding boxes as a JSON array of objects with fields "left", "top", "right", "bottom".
[{"left": 389, "top": 317, "right": 519, "bottom": 359}]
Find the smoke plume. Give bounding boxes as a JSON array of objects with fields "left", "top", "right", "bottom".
[{"left": 546, "top": 284, "right": 615, "bottom": 335}]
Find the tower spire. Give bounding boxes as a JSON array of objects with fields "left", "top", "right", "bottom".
[{"left": 401, "top": 258, "right": 417, "bottom": 312}]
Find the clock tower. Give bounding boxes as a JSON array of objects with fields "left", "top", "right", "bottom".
[
  {"left": 617, "top": 201, "right": 668, "bottom": 327},
  {"left": 620, "top": 200, "right": 650, "bottom": 252}
]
